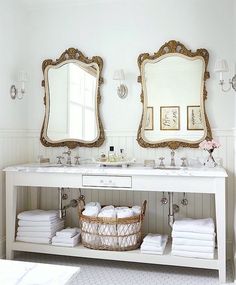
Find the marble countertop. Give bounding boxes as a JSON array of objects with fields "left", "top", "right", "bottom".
[
  {"left": 4, "top": 163, "right": 228, "bottom": 178},
  {"left": 0, "top": 259, "right": 79, "bottom": 285}
]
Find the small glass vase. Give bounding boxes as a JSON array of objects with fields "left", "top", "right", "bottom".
[{"left": 204, "top": 149, "right": 217, "bottom": 167}]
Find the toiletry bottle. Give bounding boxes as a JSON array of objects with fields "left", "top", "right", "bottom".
[
  {"left": 108, "top": 146, "right": 115, "bottom": 162},
  {"left": 120, "top": 149, "right": 126, "bottom": 161}
]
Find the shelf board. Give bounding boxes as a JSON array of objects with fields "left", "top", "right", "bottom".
[{"left": 12, "top": 241, "right": 219, "bottom": 270}]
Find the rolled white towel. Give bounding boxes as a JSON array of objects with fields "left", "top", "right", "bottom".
[
  {"left": 56, "top": 228, "right": 79, "bottom": 238},
  {"left": 172, "top": 250, "right": 214, "bottom": 259},
  {"left": 116, "top": 208, "right": 133, "bottom": 219},
  {"left": 115, "top": 207, "right": 129, "bottom": 212},
  {"left": 172, "top": 237, "right": 215, "bottom": 247},
  {"left": 173, "top": 218, "right": 215, "bottom": 234},
  {"left": 143, "top": 233, "right": 162, "bottom": 246},
  {"left": 101, "top": 205, "right": 114, "bottom": 212},
  {"left": 17, "top": 210, "right": 59, "bottom": 222},
  {"left": 18, "top": 218, "right": 61, "bottom": 227},
  {"left": 82, "top": 207, "right": 99, "bottom": 217},
  {"left": 98, "top": 210, "right": 116, "bottom": 218},
  {"left": 172, "top": 244, "right": 214, "bottom": 253},
  {"left": 85, "top": 202, "right": 101, "bottom": 212},
  {"left": 132, "top": 206, "right": 141, "bottom": 216},
  {"left": 172, "top": 231, "right": 215, "bottom": 241}
]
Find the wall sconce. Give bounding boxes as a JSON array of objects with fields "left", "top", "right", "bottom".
[
  {"left": 214, "top": 59, "right": 236, "bottom": 92},
  {"left": 113, "top": 69, "right": 128, "bottom": 99},
  {"left": 10, "top": 70, "right": 28, "bottom": 100}
]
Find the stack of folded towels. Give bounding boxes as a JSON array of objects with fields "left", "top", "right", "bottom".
[
  {"left": 171, "top": 218, "right": 216, "bottom": 259},
  {"left": 52, "top": 228, "right": 81, "bottom": 247},
  {"left": 140, "top": 234, "right": 168, "bottom": 255},
  {"left": 16, "top": 210, "right": 64, "bottom": 244}
]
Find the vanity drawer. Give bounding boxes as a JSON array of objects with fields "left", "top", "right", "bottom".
[{"left": 82, "top": 175, "right": 132, "bottom": 188}]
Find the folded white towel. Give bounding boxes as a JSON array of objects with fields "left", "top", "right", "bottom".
[
  {"left": 172, "top": 244, "right": 214, "bottom": 253},
  {"left": 17, "top": 231, "right": 56, "bottom": 238},
  {"left": 52, "top": 242, "right": 77, "bottom": 247},
  {"left": 17, "top": 210, "right": 59, "bottom": 222},
  {"left": 172, "top": 250, "right": 214, "bottom": 259},
  {"left": 141, "top": 235, "right": 168, "bottom": 254},
  {"left": 56, "top": 228, "right": 79, "bottom": 238},
  {"left": 17, "top": 221, "right": 64, "bottom": 233},
  {"left": 173, "top": 218, "right": 215, "bottom": 234},
  {"left": 98, "top": 210, "right": 116, "bottom": 218},
  {"left": 52, "top": 233, "right": 80, "bottom": 245},
  {"left": 172, "top": 231, "right": 215, "bottom": 241},
  {"left": 101, "top": 205, "right": 114, "bottom": 212},
  {"left": 132, "top": 206, "right": 141, "bottom": 216},
  {"left": 18, "top": 218, "right": 61, "bottom": 227},
  {"left": 82, "top": 207, "right": 99, "bottom": 217},
  {"left": 143, "top": 233, "right": 162, "bottom": 246},
  {"left": 16, "top": 236, "right": 51, "bottom": 244},
  {"left": 173, "top": 237, "right": 215, "bottom": 247}
]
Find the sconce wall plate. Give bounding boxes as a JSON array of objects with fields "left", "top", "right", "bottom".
[
  {"left": 10, "top": 85, "right": 17, "bottom": 100},
  {"left": 117, "top": 84, "right": 128, "bottom": 99}
]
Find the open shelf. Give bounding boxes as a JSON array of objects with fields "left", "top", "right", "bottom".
[{"left": 12, "top": 241, "right": 219, "bottom": 270}]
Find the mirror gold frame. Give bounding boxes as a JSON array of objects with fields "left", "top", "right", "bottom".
[
  {"left": 40, "top": 47, "right": 105, "bottom": 149},
  {"left": 137, "top": 40, "right": 212, "bottom": 149}
]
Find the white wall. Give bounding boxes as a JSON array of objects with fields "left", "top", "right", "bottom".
[
  {"left": 24, "top": 0, "right": 235, "bottom": 133},
  {"left": 0, "top": 0, "right": 29, "bottom": 257}
]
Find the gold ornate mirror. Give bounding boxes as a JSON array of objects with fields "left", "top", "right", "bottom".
[
  {"left": 41, "top": 48, "right": 105, "bottom": 149},
  {"left": 137, "top": 40, "right": 212, "bottom": 149}
]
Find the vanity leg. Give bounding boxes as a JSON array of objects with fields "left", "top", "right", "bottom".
[
  {"left": 6, "top": 177, "right": 17, "bottom": 260},
  {"left": 215, "top": 181, "right": 226, "bottom": 284}
]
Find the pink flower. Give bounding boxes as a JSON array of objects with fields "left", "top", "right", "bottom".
[{"left": 199, "top": 139, "right": 220, "bottom": 151}]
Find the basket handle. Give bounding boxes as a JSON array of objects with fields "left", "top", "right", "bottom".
[
  {"left": 141, "top": 200, "right": 147, "bottom": 216},
  {"left": 78, "top": 194, "right": 86, "bottom": 215}
]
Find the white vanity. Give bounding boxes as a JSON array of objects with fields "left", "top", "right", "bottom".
[{"left": 4, "top": 164, "right": 227, "bottom": 283}]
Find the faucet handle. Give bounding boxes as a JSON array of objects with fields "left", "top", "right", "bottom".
[
  {"left": 159, "top": 157, "right": 165, "bottom": 167},
  {"left": 181, "top": 157, "right": 188, "bottom": 167},
  {"left": 74, "top": 156, "right": 80, "bottom": 165},
  {"left": 56, "top": 156, "right": 64, "bottom": 165},
  {"left": 63, "top": 149, "right": 71, "bottom": 156}
]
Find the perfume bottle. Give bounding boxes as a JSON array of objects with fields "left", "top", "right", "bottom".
[{"left": 108, "top": 146, "right": 116, "bottom": 162}]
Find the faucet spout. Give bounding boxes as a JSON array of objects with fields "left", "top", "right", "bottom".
[
  {"left": 170, "top": 150, "right": 176, "bottom": 167},
  {"left": 63, "top": 149, "right": 72, "bottom": 165}
]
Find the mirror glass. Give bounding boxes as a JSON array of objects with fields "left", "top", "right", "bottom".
[
  {"left": 137, "top": 41, "right": 212, "bottom": 149},
  {"left": 41, "top": 48, "right": 105, "bottom": 148},
  {"left": 47, "top": 62, "right": 98, "bottom": 141}
]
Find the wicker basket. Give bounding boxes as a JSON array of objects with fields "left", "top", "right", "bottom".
[{"left": 78, "top": 198, "right": 147, "bottom": 251}]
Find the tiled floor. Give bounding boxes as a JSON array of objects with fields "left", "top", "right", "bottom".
[{"left": 15, "top": 253, "right": 234, "bottom": 285}]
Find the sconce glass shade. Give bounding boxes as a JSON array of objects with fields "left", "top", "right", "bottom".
[
  {"left": 113, "top": 69, "right": 125, "bottom": 80},
  {"left": 214, "top": 59, "right": 229, "bottom": 73},
  {"left": 17, "top": 70, "right": 28, "bottom": 82}
]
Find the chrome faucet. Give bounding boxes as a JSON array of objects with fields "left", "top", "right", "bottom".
[
  {"left": 63, "top": 149, "right": 72, "bottom": 165},
  {"left": 170, "top": 150, "right": 176, "bottom": 167}
]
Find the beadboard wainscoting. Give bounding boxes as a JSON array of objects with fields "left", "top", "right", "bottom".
[{"left": 0, "top": 129, "right": 235, "bottom": 259}]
